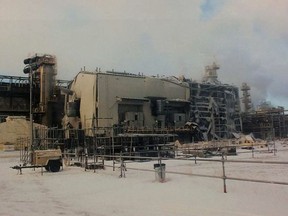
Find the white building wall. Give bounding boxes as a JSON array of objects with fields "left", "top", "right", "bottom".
[
  {"left": 68, "top": 72, "right": 97, "bottom": 129},
  {"left": 97, "top": 73, "right": 146, "bottom": 127},
  {"left": 67, "top": 72, "right": 190, "bottom": 131}
]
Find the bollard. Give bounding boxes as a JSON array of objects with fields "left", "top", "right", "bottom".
[{"left": 154, "top": 163, "right": 166, "bottom": 182}]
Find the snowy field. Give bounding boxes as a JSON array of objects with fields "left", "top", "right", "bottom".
[{"left": 1, "top": 142, "right": 288, "bottom": 216}]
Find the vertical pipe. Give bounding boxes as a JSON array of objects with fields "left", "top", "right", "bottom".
[
  {"left": 84, "top": 116, "right": 87, "bottom": 171},
  {"left": 84, "top": 147, "right": 88, "bottom": 171},
  {"left": 252, "top": 142, "right": 254, "bottom": 158},
  {"left": 159, "top": 153, "right": 163, "bottom": 181},
  {"left": 120, "top": 152, "right": 122, "bottom": 177},
  {"left": 19, "top": 139, "right": 21, "bottom": 163},
  {"left": 29, "top": 71, "right": 34, "bottom": 152},
  {"left": 120, "top": 151, "right": 123, "bottom": 178},
  {"left": 273, "top": 128, "right": 276, "bottom": 156},
  {"left": 95, "top": 123, "right": 98, "bottom": 163},
  {"left": 112, "top": 125, "right": 115, "bottom": 171},
  {"left": 93, "top": 126, "right": 96, "bottom": 173},
  {"left": 222, "top": 154, "right": 227, "bottom": 193}
]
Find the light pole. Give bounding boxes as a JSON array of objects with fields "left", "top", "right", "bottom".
[
  {"left": 24, "top": 56, "right": 40, "bottom": 150},
  {"left": 29, "top": 70, "right": 34, "bottom": 150}
]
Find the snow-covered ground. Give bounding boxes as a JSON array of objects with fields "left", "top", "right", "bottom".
[{"left": 1, "top": 142, "right": 288, "bottom": 216}]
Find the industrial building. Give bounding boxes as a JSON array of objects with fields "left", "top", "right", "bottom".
[
  {"left": 63, "top": 70, "right": 190, "bottom": 134},
  {"left": 240, "top": 83, "right": 288, "bottom": 139},
  {"left": 1, "top": 54, "right": 287, "bottom": 156},
  {"left": 0, "top": 61, "right": 244, "bottom": 144},
  {"left": 59, "top": 62, "right": 242, "bottom": 146},
  {"left": 0, "top": 55, "right": 69, "bottom": 127},
  {"left": 187, "top": 63, "right": 242, "bottom": 140},
  {"left": 0, "top": 75, "right": 30, "bottom": 122},
  {"left": 241, "top": 103, "right": 288, "bottom": 139}
]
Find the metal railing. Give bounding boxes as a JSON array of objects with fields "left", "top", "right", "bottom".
[
  {"left": 17, "top": 137, "right": 30, "bottom": 164},
  {"left": 63, "top": 149, "right": 288, "bottom": 193}
]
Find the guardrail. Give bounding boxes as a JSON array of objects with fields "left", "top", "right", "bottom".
[{"left": 63, "top": 150, "right": 288, "bottom": 193}]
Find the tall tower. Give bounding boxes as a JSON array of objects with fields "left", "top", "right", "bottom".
[
  {"left": 23, "top": 54, "right": 58, "bottom": 126},
  {"left": 202, "top": 62, "right": 220, "bottom": 84},
  {"left": 241, "top": 82, "right": 252, "bottom": 113}
]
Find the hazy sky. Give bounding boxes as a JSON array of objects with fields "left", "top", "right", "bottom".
[{"left": 1, "top": 0, "right": 287, "bottom": 108}]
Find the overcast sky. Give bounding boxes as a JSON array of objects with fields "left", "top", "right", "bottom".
[{"left": 0, "top": 0, "right": 287, "bottom": 109}]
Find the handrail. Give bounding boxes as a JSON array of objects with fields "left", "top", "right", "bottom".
[{"left": 63, "top": 151, "right": 288, "bottom": 193}]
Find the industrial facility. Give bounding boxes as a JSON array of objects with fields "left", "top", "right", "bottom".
[
  {"left": 187, "top": 63, "right": 242, "bottom": 140},
  {"left": 64, "top": 70, "right": 190, "bottom": 134},
  {"left": 62, "top": 62, "right": 242, "bottom": 141},
  {"left": 0, "top": 54, "right": 287, "bottom": 157},
  {"left": 0, "top": 55, "right": 69, "bottom": 127}
]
